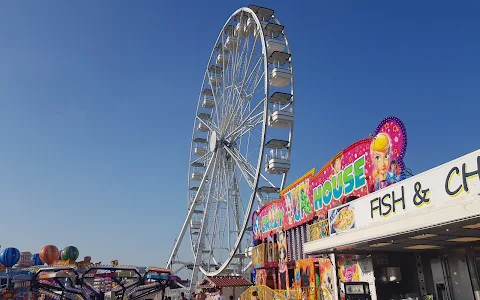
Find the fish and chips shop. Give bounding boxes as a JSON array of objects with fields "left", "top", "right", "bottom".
[{"left": 304, "top": 148, "right": 480, "bottom": 300}]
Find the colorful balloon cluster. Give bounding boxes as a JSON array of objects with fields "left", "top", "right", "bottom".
[{"left": 0, "top": 245, "right": 80, "bottom": 268}]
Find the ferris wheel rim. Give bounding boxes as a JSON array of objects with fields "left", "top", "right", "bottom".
[
  {"left": 188, "top": 6, "right": 269, "bottom": 277},
  {"left": 184, "top": 5, "right": 295, "bottom": 279}
]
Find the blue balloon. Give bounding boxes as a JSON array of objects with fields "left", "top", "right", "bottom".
[
  {"left": 31, "top": 253, "right": 44, "bottom": 266},
  {"left": 0, "top": 247, "right": 20, "bottom": 268}
]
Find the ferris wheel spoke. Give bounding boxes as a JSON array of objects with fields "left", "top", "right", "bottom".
[
  {"left": 223, "top": 36, "right": 260, "bottom": 135},
  {"left": 224, "top": 97, "right": 264, "bottom": 141},
  {"left": 190, "top": 151, "right": 213, "bottom": 166},
  {"left": 241, "top": 55, "right": 264, "bottom": 96},
  {"left": 224, "top": 58, "right": 264, "bottom": 136},
  {"left": 223, "top": 32, "right": 257, "bottom": 133},
  {"left": 224, "top": 72, "right": 264, "bottom": 138},
  {"left": 205, "top": 157, "right": 227, "bottom": 269},
  {"left": 226, "top": 108, "right": 265, "bottom": 142},
  {"left": 230, "top": 169, "right": 243, "bottom": 238},
  {"left": 223, "top": 146, "right": 266, "bottom": 206},
  {"left": 221, "top": 33, "right": 247, "bottom": 134},
  {"left": 191, "top": 152, "right": 219, "bottom": 280},
  {"left": 224, "top": 147, "right": 256, "bottom": 186},
  {"left": 205, "top": 154, "right": 231, "bottom": 267},
  {"left": 242, "top": 66, "right": 265, "bottom": 104},
  {"left": 196, "top": 116, "right": 218, "bottom": 135},
  {"left": 232, "top": 146, "right": 277, "bottom": 189}
]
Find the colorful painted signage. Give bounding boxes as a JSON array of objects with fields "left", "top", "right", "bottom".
[
  {"left": 328, "top": 202, "right": 356, "bottom": 235},
  {"left": 252, "top": 116, "right": 408, "bottom": 239},
  {"left": 282, "top": 169, "right": 315, "bottom": 230},
  {"left": 253, "top": 199, "right": 285, "bottom": 240},
  {"left": 307, "top": 219, "right": 330, "bottom": 242},
  {"left": 276, "top": 230, "right": 288, "bottom": 264},
  {"left": 319, "top": 258, "right": 335, "bottom": 300},
  {"left": 330, "top": 149, "right": 480, "bottom": 233},
  {"left": 311, "top": 116, "right": 407, "bottom": 217}
]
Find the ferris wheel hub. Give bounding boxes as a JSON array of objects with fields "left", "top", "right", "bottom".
[{"left": 209, "top": 131, "right": 218, "bottom": 152}]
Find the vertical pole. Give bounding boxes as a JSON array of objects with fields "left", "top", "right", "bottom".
[
  {"left": 415, "top": 253, "right": 427, "bottom": 298},
  {"left": 329, "top": 254, "right": 340, "bottom": 300},
  {"left": 287, "top": 230, "right": 292, "bottom": 262},
  {"left": 295, "top": 227, "right": 301, "bottom": 260},
  {"left": 466, "top": 248, "right": 480, "bottom": 300},
  {"left": 6, "top": 267, "right": 9, "bottom": 288}
]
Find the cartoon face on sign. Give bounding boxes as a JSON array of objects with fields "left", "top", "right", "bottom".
[
  {"left": 277, "top": 230, "right": 288, "bottom": 263},
  {"left": 331, "top": 155, "right": 343, "bottom": 177},
  {"left": 253, "top": 214, "right": 261, "bottom": 239},
  {"left": 285, "top": 192, "right": 294, "bottom": 224},
  {"left": 369, "top": 117, "right": 406, "bottom": 192}
]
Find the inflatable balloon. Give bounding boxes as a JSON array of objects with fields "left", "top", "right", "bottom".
[
  {"left": 61, "top": 246, "right": 79, "bottom": 262},
  {"left": 40, "top": 245, "right": 59, "bottom": 265},
  {"left": 58, "top": 250, "right": 63, "bottom": 260},
  {"left": 31, "top": 253, "right": 44, "bottom": 266},
  {"left": 0, "top": 248, "right": 20, "bottom": 268}
]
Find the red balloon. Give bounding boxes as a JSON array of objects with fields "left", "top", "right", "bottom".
[{"left": 40, "top": 245, "right": 59, "bottom": 265}]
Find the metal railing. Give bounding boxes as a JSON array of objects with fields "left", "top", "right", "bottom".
[{"left": 239, "top": 285, "right": 298, "bottom": 300}]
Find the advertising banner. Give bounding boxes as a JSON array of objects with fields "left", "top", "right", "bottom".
[
  {"left": 311, "top": 116, "right": 407, "bottom": 218},
  {"left": 253, "top": 116, "right": 408, "bottom": 238},
  {"left": 329, "top": 149, "right": 480, "bottom": 234},
  {"left": 282, "top": 169, "right": 316, "bottom": 230},
  {"left": 253, "top": 199, "right": 285, "bottom": 240},
  {"left": 328, "top": 202, "right": 356, "bottom": 235},
  {"left": 308, "top": 219, "right": 330, "bottom": 242}
]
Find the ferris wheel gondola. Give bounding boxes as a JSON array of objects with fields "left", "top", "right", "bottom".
[{"left": 167, "top": 4, "right": 295, "bottom": 285}]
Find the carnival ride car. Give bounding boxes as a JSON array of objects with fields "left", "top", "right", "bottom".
[
  {"left": 1, "top": 241, "right": 183, "bottom": 299},
  {"left": 0, "top": 264, "right": 182, "bottom": 300}
]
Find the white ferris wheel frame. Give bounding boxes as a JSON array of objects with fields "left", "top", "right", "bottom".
[{"left": 166, "top": 5, "right": 295, "bottom": 284}]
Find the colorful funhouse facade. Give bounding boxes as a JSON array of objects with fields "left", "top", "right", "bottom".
[
  {"left": 249, "top": 114, "right": 480, "bottom": 300},
  {"left": 249, "top": 116, "right": 408, "bottom": 299}
]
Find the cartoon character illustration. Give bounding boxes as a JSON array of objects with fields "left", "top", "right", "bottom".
[
  {"left": 284, "top": 193, "right": 294, "bottom": 224},
  {"left": 388, "top": 159, "right": 401, "bottom": 183},
  {"left": 277, "top": 230, "right": 287, "bottom": 263},
  {"left": 253, "top": 216, "right": 261, "bottom": 238},
  {"left": 299, "top": 188, "right": 312, "bottom": 217},
  {"left": 319, "top": 259, "right": 335, "bottom": 300},
  {"left": 331, "top": 155, "right": 343, "bottom": 177},
  {"left": 293, "top": 190, "right": 299, "bottom": 217},
  {"left": 370, "top": 133, "right": 398, "bottom": 191},
  {"left": 269, "top": 204, "right": 279, "bottom": 229},
  {"left": 267, "top": 241, "right": 276, "bottom": 262}
]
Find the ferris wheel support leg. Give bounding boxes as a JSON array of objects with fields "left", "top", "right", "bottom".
[
  {"left": 166, "top": 152, "right": 217, "bottom": 270},
  {"left": 190, "top": 155, "right": 220, "bottom": 289}
]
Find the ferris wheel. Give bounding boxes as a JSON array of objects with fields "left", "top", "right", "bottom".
[{"left": 167, "top": 4, "right": 295, "bottom": 284}]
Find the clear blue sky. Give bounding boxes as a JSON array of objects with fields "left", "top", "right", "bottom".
[{"left": 0, "top": 1, "right": 479, "bottom": 267}]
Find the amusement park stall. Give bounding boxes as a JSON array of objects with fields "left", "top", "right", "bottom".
[
  {"left": 304, "top": 148, "right": 480, "bottom": 300},
  {"left": 196, "top": 276, "right": 252, "bottom": 300},
  {"left": 249, "top": 116, "right": 413, "bottom": 300}
]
